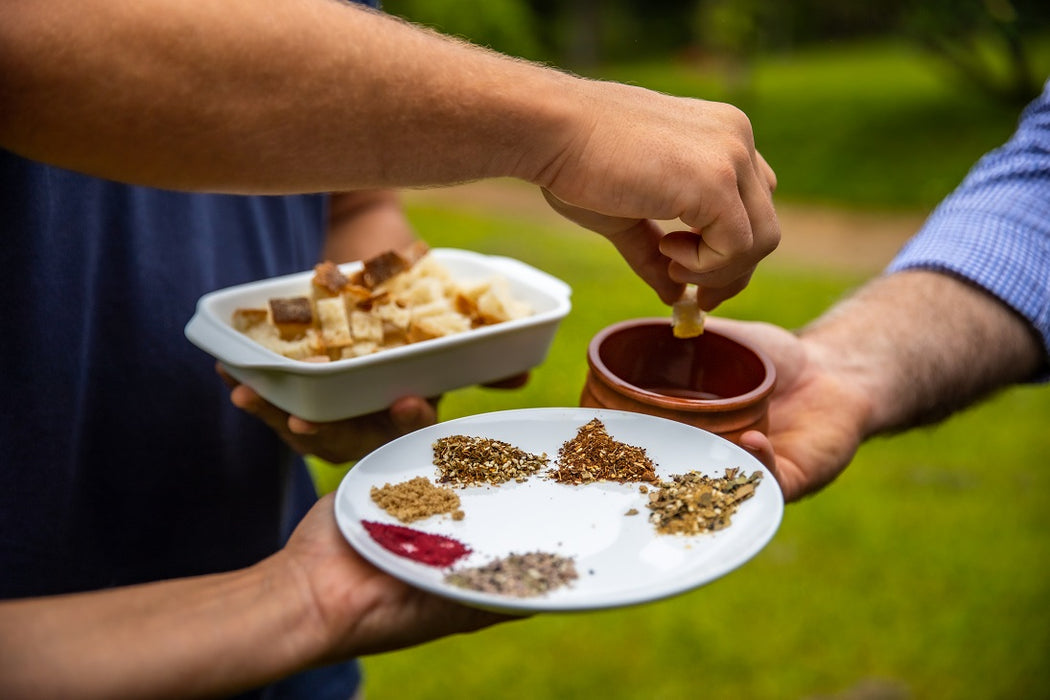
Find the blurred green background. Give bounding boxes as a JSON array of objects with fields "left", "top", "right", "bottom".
[{"left": 316, "top": 3, "right": 1050, "bottom": 698}]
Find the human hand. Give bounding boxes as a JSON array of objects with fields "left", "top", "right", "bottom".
[
  {"left": 701, "top": 318, "right": 869, "bottom": 502},
  {"left": 536, "top": 83, "right": 779, "bottom": 309},
  {"left": 220, "top": 366, "right": 531, "bottom": 463},
  {"left": 218, "top": 365, "right": 439, "bottom": 463},
  {"left": 270, "top": 493, "right": 516, "bottom": 661}
]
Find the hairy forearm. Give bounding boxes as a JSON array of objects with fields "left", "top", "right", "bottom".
[
  {"left": 800, "top": 270, "right": 1044, "bottom": 439},
  {"left": 0, "top": 0, "right": 570, "bottom": 193},
  {"left": 0, "top": 558, "right": 320, "bottom": 700}
]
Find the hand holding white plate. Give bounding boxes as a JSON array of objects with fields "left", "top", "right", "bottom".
[{"left": 334, "top": 408, "right": 783, "bottom": 614}]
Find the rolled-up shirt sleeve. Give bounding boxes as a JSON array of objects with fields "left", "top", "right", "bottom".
[{"left": 886, "top": 79, "right": 1050, "bottom": 367}]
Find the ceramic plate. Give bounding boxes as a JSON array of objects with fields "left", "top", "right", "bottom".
[{"left": 334, "top": 408, "right": 783, "bottom": 614}]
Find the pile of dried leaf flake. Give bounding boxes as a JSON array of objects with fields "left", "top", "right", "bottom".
[
  {"left": 443, "top": 551, "right": 578, "bottom": 597},
  {"left": 646, "top": 467, "right": 763, "bottom": 535},
  {"left": 548, "top": 418, "right": 659, "bottom": 485},
  {"left": 370, "top": 476, "right": 464, "bottom": 523},
  {"left": 432, "top": 435, "right": 549, "bottom": 486}
]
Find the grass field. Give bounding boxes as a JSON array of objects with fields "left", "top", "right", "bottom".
[{"left": 311, "top": 39, "right": 1050, "bottom": 700}]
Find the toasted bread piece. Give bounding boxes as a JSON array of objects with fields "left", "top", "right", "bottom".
[
  {"left": 231, "top": 308, "right": 268, "bottom": 332},
  {"left": 407, "top": 312, "right": 471, "bottom": 342},
  {"left": 359, "top": 250, "right": 407, "bottom": 288},
  {"left": 312, "top": 261, "right": 351, "bottom": 298},
  {"left": 671, "top": 285, "right": 705, "bottom": 338},
  {"left": 269, "top": 297, "right": 314, "bottom": 340},
  {"left": 372, "top": 300, "right": 411, "bottom": 331},
  {"left": 343, "top": 341, "right": 379, "bottom": 358},
  {"left": 475, "top": 278, "right": 531, "bottom": 324},
  {"left": 315, "top": 296, "right": 353, "bottom": 351},
  {"left": 350, "top": 309, "right": 384, "bottom": 344},
  {"left": 244, "top": 324, "right": 325, "bottom": 360}
]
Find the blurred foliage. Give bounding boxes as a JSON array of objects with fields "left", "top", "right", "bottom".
[
  {"left": 588, "top": 39, "right": 1046, "bottom": 209},
  {"left": 902, "top": 0, "right": 1046, "bottom": 106},
  {"left": 384, "top": 0, "right": 1050, "bottom": 106}
]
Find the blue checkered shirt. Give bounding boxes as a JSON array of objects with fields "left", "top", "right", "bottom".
[{"left": 886, "top": 79, "right": 1050, "bottom": 369}]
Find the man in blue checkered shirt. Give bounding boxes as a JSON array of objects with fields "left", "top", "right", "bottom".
[{"left": 716, "top": 79, "right": 1050, "bottom": 502}]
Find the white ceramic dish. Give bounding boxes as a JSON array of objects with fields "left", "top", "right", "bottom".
[
  {"left": 185, "top": 249, "right": 571, "bottom": 421},
  {"left": 335, "top": 408, "right": 783, "bottom": 614}
]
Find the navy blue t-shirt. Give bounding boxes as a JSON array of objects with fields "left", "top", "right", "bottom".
[{"left": 0, "top": 151, "right": 358, "bottom": 697}]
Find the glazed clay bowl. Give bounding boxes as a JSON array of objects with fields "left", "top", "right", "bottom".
[{"left": 580, "top": 318, "right": 776, "bottom": 446}]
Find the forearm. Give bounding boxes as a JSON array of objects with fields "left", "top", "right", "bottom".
[
  {"left": 0, "top": 557, "right": 321, "bottom": 700},
  {"left": 323, "top": 189, "right": 419, "bottom": 263},
  {"left": 800, "top": 269, "right": 1044, "bottom": 439},
  {"left": 0, "top": 0, "right": 570, "bottom": 193}
]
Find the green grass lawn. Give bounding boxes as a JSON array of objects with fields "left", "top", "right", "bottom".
[
  {"left": 307, "top": 39, "right": 1050, "bottom": 699},
  {"left": 313, "top": 200, "right": 1050, "bottom": 700}
]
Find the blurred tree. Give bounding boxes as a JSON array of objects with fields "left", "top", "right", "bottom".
[
  {"left": 902, "top": 0, "right": 1048, "bottom": 107},
  {"left": 381, "top": 0, "right": 1048, "bottom": 106},
  {"left": 688, "top": 0, "right": 1049, "bottom": 106}
]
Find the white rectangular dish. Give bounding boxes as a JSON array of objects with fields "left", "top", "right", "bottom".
[{"left": 185, "top": 248, "right": 572, "bottom": 421}]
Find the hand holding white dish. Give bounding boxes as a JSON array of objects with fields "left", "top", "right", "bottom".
[
  {"left": 334, "top": 408, "right": 784, "bottom": 614},
  {"left": 185, "top": 249, "right": 571, "bottom": 421}
]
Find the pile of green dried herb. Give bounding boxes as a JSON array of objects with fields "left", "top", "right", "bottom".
[
  {"left": 646, "top": 467, "right": 762, "bottom": 535},
  {"left": 548, "top": 418, "right": 659, "bottom": 485},
  {"left": 444, "top": 551, "right": 578, "bottom": 597},
  {"left": 432, "top": 435, "right": 549, "bottom": 487}
]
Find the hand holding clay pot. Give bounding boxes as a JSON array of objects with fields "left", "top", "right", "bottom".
[{"left": 581, "top": 318, "right": 776, "bottom": 446}]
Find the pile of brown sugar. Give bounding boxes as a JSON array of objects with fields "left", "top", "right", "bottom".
[
  {"left": 549, "top": 418, "right": 659, "bottom": 485},
  {"left": 370, "top": 476, "right": 464, "bottom": 523}
]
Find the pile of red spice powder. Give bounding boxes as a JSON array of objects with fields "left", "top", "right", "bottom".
[{"left": 362, "top": 520, "right": 472, "bottom": 567}]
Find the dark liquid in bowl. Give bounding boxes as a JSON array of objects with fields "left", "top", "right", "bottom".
[{"left": 597, "top": 327, "right": 765, "bottom": 399}]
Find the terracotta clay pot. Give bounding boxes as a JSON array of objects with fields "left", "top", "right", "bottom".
[{"left": 580, "top": 318, "right": 776, "bottom": 446}]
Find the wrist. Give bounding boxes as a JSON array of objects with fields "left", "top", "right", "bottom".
[
  {"left": 799, "top": 327, "right": 885, "bottom": 443},
  {"left": 251, "top": 552, "right": 333, "bottom": 672},
  {"left": 487, "top": 66, "right": 586, "bottom": 185}
]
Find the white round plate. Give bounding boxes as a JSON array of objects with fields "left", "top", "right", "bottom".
[{"left": 334, "top": 408, "right": 783, "bottom": 614}]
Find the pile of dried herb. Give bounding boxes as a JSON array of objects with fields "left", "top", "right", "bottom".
[
  {"left": 444, "top": 551, "right": 578, "bottom": 597},
  {"left": 370, "top": 476, "right": 464, "bottom": 523},
  {"left": 548, "top": 418, "right": 659, "bottom": 485},
  {"left": 432, "top": 435, "right": 549, "bottom": 487},
  {"left": 646, "top": 467, "right": 762, "bottom": 535}
]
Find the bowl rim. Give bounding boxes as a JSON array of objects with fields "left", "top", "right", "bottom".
[{"left": 586, "top": 317, "right": 776, "bottom": 409}]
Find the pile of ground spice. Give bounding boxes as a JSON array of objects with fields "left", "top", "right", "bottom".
[
  {"left": 432, "top": 435, "right": 549, "bottom": 487},
  {"left": 646, "top": 467, "right": 763, "bottom": 535},
  {"left": 548, "top": 418, "right": 659, "bottom": 485},
  {"left": 370, "top": 476, "right": 464, "bottom": 523},
  {"left": 443, "top": 551, "right": 578, "bottom": 597},
  {"left": 362, "top": 520, "right": 472, "bottom": 567}
]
